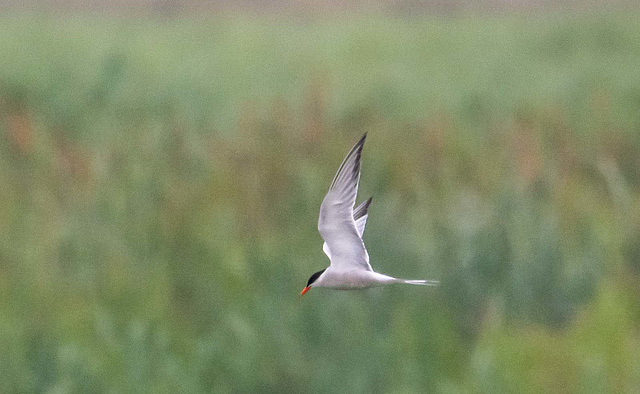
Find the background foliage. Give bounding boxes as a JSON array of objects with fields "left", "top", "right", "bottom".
[{"left": 1, "top": 11, "right": 640, "bottom": 393}]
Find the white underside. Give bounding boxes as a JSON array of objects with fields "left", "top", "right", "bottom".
[{"left": 312, "top": 268, "right": 438, "bottom": 290}]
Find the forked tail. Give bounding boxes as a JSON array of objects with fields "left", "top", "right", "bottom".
[{"left": 399, "top": 279, "right": 440, "bottom": 286}]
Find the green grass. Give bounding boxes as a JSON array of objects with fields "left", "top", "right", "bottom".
[{"left": 1, "top": 11, "right": 640, "bottom": 392}]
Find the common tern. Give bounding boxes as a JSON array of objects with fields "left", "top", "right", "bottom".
[{"left": 301, "top": 133, "right": 439, "bottom": 296}]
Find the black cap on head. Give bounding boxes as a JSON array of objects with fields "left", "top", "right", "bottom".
[{"left": 306, "top": 269, "right": 326, "bottom": 287}]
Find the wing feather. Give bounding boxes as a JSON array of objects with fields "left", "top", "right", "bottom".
[
  {"left": 353, "top": 197, "right": 372, "bottom": 236},
  {"left": 318, "top": 134, "right": 372, "bottom": 271},
  {"left": 322, "top": 197, "right": 372, "bottom": 259}
]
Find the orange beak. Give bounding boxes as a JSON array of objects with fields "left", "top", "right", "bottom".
[{"left": 300, "top": 286, "right": 311, "bottom": 296}]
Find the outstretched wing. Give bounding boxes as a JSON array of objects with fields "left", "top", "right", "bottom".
[
  {"left": 322, "top": 197, "right": 372, "bottom": 259},
  {"left": 318, "top": 134, "right": 372, "bottom": 271},
  {"left": 353, "top": 196, "right": 372, "bottom": 237}
]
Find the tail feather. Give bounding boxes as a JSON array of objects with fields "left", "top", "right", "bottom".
[{"left": 399, "top": 279, "right": 440, "bottom": 286}]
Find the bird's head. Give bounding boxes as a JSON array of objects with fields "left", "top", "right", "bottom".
[{"left": 300, "top": 268, "right": 326, "bottom": 296}]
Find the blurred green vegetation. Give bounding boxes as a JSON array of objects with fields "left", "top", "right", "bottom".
[{"left": 1, "top": 11, "right": 640, "bottom": 393}]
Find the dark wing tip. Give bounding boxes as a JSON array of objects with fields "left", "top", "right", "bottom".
[
  {"left": 362, "top": 196, "right": 373, "bottom": 209},
  {"left": 359, "top": 132, "right": 368, "bottom": 144},
  {"left": 349, "top": 134, "right": 367, "bottom": 165},
  {"left": 353, "top": 197, "right": 373, "bottom": 221},
  {"left": 329, "top": 133, "right": 368, "bottom": 191},
  {"left": 349, "top": 133, "right": 368, "bottom": 157},
  {"left": 354, "top": 133, "right": 367, "bottom": 154}
]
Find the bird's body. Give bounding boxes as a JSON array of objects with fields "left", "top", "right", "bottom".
[
  {"left": 301, "top": 134, "right": 439, "bottom": 295},
  {"left": 312, "top": 269, "right": 398, "bottom": 289}
]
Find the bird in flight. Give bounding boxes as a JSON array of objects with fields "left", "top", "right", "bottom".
[{"left": 301, "top": 133, "right": 440, "bottom": 296}]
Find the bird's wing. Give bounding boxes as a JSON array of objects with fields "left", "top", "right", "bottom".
[
  {"left": 318, "top": 134, "right": 372, "bottom": 271},
  {"left": 353, "top": 197, "right": 372, "bottom": 237},
  {"left": 322, "top": 197, "right": 372, "bottom": 259}
]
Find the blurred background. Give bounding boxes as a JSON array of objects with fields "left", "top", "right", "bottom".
[{"left": 1, "top": 1, "right": 640, "bottom": 392}]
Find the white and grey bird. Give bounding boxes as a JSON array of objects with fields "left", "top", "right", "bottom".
[{"left": 300, "top": 133, "right": 439, "bottom": 296}]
